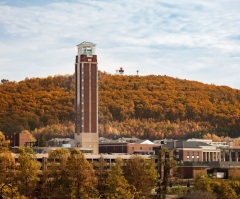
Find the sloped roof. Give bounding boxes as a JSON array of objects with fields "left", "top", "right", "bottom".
[
  {"left": 163, "top": 140, "right": 213, "bottom": 149},
  {"left": 77, "top": 41, "right": 96, "bottom": 47},
  {"left": 49, "top": 138, "right": 72, "bottom": 142},
  {"left": 141, "top": 140, "right": 154, "bottom": 144},
  {"left": 135, "top": 139, "right": 154, "bottom": 144}
]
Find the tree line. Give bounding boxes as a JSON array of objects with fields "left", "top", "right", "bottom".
[
  {"left": 2, "top": 131, "right": 240, "bottom": 199},
  {"left": 188, "top": 170, "right": 240, "bottom": 199},
  {"left": 0, "top": 132, "right": 158, "bottom": 198},
  {"left": 1, "top": 72, "right": 240, "bottom": 139}
]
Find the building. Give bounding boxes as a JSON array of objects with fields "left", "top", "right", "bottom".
[
  {"left": 74, "top": 42, "right": 99, "bottom": 154},
  {"left": 163, "top": 140, "right": 221, "bottom": 163},
  {"left": 4, "top": 132, "right": 31, "bottom": 147},
  {"left": 21, "top": 152, "right": 156, "bottom": 176},
  {"left": 162, "top": 140, "right": 220, "bottom": 178},
  {"left": 99, "top": 138, "right": 160, "bottom": 155},
  {"left": 187, "top": 138, "right": 229, "bottom": 148},
  {"left": 162, "top": 140, "right": 240, "bottom": 179},
  {"left": 47, "top": 138, "right": 72, "bottom": 147}
]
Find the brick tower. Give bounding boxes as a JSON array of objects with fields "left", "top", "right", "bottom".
[{"left": 74, "top": 42, "right": 98, "bottom": 154}]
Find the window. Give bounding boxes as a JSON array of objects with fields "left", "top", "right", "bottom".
[{"left": 165, "top": 152, "right": 170, "bottom": 159}]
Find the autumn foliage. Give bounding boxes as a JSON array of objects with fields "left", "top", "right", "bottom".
[{"left": 1, "top": 72, "right": 240, "bottom": 139}]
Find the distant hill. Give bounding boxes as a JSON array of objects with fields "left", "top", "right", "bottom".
[{"left": 1, "top": 72, "right": 240, "bottom": 139}]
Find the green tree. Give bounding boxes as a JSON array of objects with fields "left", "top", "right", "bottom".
[
  {"left": 94, "top": 156, "right": 108, "bottom": 197},
  {"left": 159, "top": 148, "right": 177, "bottom": 199},
  {"left": 212, "top": 181, "right": 237, "bottom": 199},
  {"left": 0, "top": 132, "right": 18, "bottom": 198},
  {"left": 14, "top": 147, "right": 40, "bottom": 198},
  {"left": 0, "top": 131, "right": 10, "bottom": 152},
  {"left": 233, "top": 137, "right": 240, "bottom": 146},
  {"left": 229, "top": 180, "right": 240, "bottom": 196},
  {"left": 203, "top": 133, "right": 221, "bottom": 142},
  {"left": 194, "top": 171, "right": 212, "bottom": 193},
  {"left": 0, "top": 151, "right": 19, "bottom": 198},
  {"left": 36, "top": 133, "right": 47, "bottom": 147},
  {"left": 105, "top": 158, "right": 135, "bottom": 199},
  {"left": 42, "top": 148, "right": 70, "bottom": 198},
  {"left": 1, "top": 79, "right": 9, "bottom": 84},
  {"left": 124, "top": 156, "right": 158, "bottom": 198},
  {"left": 66, "top": 149, "right": 98, "bottom": 199}
]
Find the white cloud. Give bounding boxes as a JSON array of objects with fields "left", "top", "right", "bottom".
[{"left": 0, "top": 0, "right": 240, "bottom": 89}]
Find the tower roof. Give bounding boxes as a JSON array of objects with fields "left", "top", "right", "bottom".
[{"left": 77, "top": 41, "right": 96, "bottom": 47}]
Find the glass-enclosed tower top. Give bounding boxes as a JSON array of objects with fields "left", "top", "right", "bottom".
[{"left": 77, "top": 41, "right": 96, "bottom": 57}]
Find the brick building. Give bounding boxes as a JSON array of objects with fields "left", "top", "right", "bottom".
[
  {"left": 4, "top": 132, "right": 31, "bottom": 147},
  {"left": 99, "top": 139, "right": 160, "bottom": 155},
  {"left": 162, "top": 140, "right": 240, "bottom": 179}
]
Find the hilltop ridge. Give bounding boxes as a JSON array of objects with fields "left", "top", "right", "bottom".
[{"left": 0, "top": 72, "right": 240, "bottom": 139}]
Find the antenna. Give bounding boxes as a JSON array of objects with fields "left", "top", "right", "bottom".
[{"left": 118, "top": 67, "right": 124, "bottom": 75}]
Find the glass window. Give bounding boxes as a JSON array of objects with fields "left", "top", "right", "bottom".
[{"left": 82, "top": 47, "right": 92, "bottom": 56}]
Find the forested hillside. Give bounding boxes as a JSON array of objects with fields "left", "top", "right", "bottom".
[{"left": 1, "top": 72, "right": 240, "bottom": 139}]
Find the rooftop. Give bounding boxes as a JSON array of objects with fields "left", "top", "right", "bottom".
[{"left": 77, "top": 41, "right": 96, "bottom": 47}]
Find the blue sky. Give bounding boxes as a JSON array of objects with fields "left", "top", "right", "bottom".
[{"left": 0, "top": 0, "right": 240, "bottom": 89}]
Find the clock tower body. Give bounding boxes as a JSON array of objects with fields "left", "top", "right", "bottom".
[{"left": 74, "top": 42, "right": 98, "bottom": 154}]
